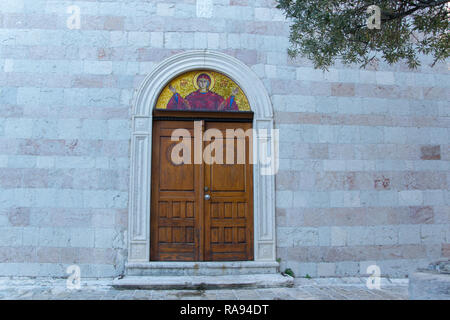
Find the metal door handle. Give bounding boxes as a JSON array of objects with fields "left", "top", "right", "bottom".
[{"left": 204, "top": 194, "right": 211, "bottom": 200}]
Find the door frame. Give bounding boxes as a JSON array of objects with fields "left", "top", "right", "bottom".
[{"left": 128, "top": 50, "right": 277, "bottom": 264}]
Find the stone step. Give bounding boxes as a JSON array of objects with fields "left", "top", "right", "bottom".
[
  {"left": 112, "top": 274, "right": 294, "bottom": 290},
  {"left": 125, "top": 261, "right": 280, "bottom": 276}
]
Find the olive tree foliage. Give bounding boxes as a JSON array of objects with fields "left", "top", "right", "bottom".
[{"left": 276, "top": 0, "right": 449, "bottom": 70}]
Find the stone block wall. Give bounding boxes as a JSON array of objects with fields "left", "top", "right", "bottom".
[{"left": 0, "top": 0, "right": 448, "bottom": 278}]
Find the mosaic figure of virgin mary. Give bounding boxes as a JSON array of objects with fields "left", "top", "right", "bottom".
[{"left": 155, "top": 71, "right": 251, "bottom": 112}]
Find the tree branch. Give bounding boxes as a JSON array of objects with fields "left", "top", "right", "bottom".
[{"left": 382, "top": 0, "right": 448, "bottom": 22}]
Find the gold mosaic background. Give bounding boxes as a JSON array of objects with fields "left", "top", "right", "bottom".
[{"left": 155, "top": 70, "right": 251, "bottom": 111}]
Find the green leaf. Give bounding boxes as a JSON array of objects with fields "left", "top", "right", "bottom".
[{"left": 276, "top": 0, "right": 449, "bottom": 70}]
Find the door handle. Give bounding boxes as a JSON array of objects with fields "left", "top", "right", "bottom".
[{"left": 204, "top": 194, "right": 211, "bottom": 200}]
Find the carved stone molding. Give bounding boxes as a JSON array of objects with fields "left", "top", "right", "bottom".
[{"left": 129, "top": 50, "right": 276, "bottom": 263}]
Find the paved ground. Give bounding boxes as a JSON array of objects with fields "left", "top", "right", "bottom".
[{"left": 0, "top": 277, "right": 409, "bottom": 300}]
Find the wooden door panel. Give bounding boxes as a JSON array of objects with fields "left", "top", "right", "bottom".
[
  {"left": 204, "top": 122, "right": 253, "bottom": 261},
  {"left": 157, "top": 200, "right": 196, "bottom": 220},
  {"left": 151, "top": 120, "right": 253, "bottom": 261},
  {"left": 211, "top": 164, "right": 246, "bottom": 191},
  {"left": 151, "top": 121, "right": 201, "bottom": 261},
  {"left": 159, "top": 136, "right": 194, "bottom": 191}
]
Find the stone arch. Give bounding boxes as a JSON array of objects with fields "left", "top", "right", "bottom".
[{"left": 128, "top": 50, "right": 276, "bottom": 263}]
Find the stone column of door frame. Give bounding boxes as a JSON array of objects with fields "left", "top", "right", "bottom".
[{"left": 128, "top": 50, "right": 276, "bottom": 263}]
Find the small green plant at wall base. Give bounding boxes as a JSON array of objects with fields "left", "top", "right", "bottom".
[
  {"left": 283, "top": 268, "right": 295, "bottom": 278},
  {"left": 305, "top": 274, "right": 312, "bottom": 279}
]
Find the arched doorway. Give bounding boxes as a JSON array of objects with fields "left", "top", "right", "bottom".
[
  {"left": 150, "top": 70, "right": 254, "bottom": 261},
  {"left": 127, "top": 51, "right": 277, "bottom": 273}
]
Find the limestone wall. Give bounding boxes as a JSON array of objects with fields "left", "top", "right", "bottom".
[{"left": 0, "top": 0, "right": 448, "bottom": 278}]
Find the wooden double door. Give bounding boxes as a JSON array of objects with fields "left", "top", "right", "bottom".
[{"left": 150, "top": 119, "right": 254, "bottom": 261}]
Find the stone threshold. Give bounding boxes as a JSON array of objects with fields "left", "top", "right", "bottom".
[
  {"left": 125, "top": 261, "right": 280, "bottom": 276},
  {"left": 112, "top": 274, "right": 294, "bottom": 290}
]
